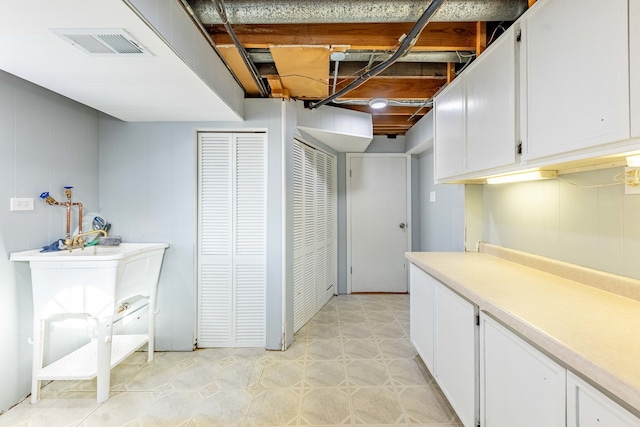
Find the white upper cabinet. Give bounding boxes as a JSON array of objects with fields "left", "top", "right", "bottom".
[
  {"left": 466, "top": 26, "right": 518, "bottom": 173},
  {"left": 522, "top": 0, "right": 630, "bottom": 161},
  {"left": 631, "top": 0, "right": 640, "bottom": 138},
  {"left": 434, "top": 76, "right": 466, "bottom": 180},
  {"left": 434, "top": 25, "right": 518, "bottom": 182}
]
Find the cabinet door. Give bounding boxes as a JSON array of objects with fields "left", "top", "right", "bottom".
[
  {"left": 435, "top": 282, "right": 477, "bottom": 427},
  {"left": 481, "top": 314, "right": 565, "bottom": 427},
  {"left": 631, "top": 0, "right": 640, "bottom": 138},
  {"left": 409, "top": 264, "right": 435, "bottom": 371},
  {"left": 523, "top": 0, "right": 629, "bottom": 160},
  {"left": 567, "top": 371, "right": 640, "bottom": 427},
  {"left": 466, "top": 26, "right": 517, "bottom": 172},
  {"left": 434, "top": 76, "right": 465, "bottom": 180}
]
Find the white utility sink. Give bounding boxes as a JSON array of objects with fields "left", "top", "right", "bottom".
[{"left": 10, "top": 243, "right": 169, "bottom": 403}]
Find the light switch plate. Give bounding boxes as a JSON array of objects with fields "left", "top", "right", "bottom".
[
  {"left": 10, "top": 197, "right": 34, "bottom": 211},
  {"left": 429, "top": 191, "right": 436, "bottom": 202}
]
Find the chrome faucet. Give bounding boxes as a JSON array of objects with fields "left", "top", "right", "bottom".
[{"left": 40, "top": 186, "right": 84, "bottom": 249}]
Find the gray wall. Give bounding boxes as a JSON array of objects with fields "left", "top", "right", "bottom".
[
  {"left": 365, "top": 135, "right": 406, "bottom": 153},
  {"left": 98, "top": 98, "right": 286, "bottom": 352},
  {"left": 0, "top": 70, "right": 99, "bottom": 411},
  {"left": 482, "top": 167, "right": 640, "bottom": 279},
  {"left": 415, "top": 148, "right": 465, "bottom": 252}
]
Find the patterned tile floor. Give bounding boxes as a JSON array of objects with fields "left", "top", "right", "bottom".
[{"left": 0, "top": 294, "right": 462, "bottom": 427}]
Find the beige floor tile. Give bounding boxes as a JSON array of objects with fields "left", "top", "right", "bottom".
[
  {"left": 124, "top": 363, "right": 182, "bottom": 391},
  {"left": 191, "top": 348, "right": 234, "bottom": 363},
  {"left": 304, "top": 361, "right": 347, "bottom": 387},
  {"left": 78, "top": 391, "right": 156, "bottom": 426},
  {"left": 244, "top": 389, "right": 301, "bottom": 426},
  {"left": 168, "top": 362, "right": 222, "bottom": 390},
  {"left": 307, "top": 340, "right": 344, "bottom": 361},
  {"left": 337, "top": 310, "right": 368, "bottom": 324},
  {"left": 366, "top": 310, "right": 397, "bottom": 323},
  {"left": 343, "top": 340, "right": 381, "bottom": 360},
  {"left": 300, "top": 388, "right": 351, "bottom": 425},
  {"left": 134, "top": 391, "right": 205, "bottom": 427},
  {"left": 335, "top": 300, "right": 362, "bottom": 311},
  {"left": 190, "top": 390, "right": 252, "bottom": 427},
  {"left": 378, "top": 339, "right": 418, "bottom": 360},
  {"left": 308, "top": 324, "right": 341, "bottom": 340},
  {"left": 398, "top": 386, "right": 460, "bottom": 425},
  {"left": 350, "top": 387, "right": 405, "bottom": 425},
  {"left": 310, "top": 310, "right": 339, "bottom": 324},
  {"left": 347, "top": 360, "right": 391, "bottom": 387},
  {"left": 340, "top": 323, "right": 375, "bottom": 340},
  {"left": 387, "top": 359, "right": 431, "bottom": 386},
  {"left": 229, "top": 348, "right": 270, "bottom": 362},
  {"left": 213, "top": 362, "right": 263, "bottom": 390},
  {"left": 372, "top": 323, "right": 407, "bottom": 339},
  {"left": 269, "top": 340, "right": 307, "bottom": 361},
  {"left": 259, "top": 361, "right": 304, "bottom": 388}
]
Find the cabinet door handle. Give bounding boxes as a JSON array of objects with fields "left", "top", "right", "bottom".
[{"left": 399, "top": 223, "right": 406, "bottom": 229}]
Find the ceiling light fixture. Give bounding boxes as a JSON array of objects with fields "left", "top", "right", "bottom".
[
  {"left": 369, "top": 98, "right": 388, "bottom": 109},
  {"left": 486, "top": 170, "right": 557, "bottom": 185}
]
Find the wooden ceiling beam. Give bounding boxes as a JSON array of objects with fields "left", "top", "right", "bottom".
[
  {"left": 336, "top": 62, "right": 447, "bottom": 78},
  {"left": 207, "top": 22, "right": 477, "bottom": 51},
  {"left": 327, "top": 77, "right": 446, "bottom": 101},
  {"left": 476, "top": 22, "right": 487, "bottom": 56},
  {"left": 347, "top": 105, "right": 430, "bottom": 116}
]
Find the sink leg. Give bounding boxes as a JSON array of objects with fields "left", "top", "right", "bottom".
[
  {"left": 30, "top": 318, "right": 44, "bottom": 404},
  {"left": 96, "top": 317, "right": 113, "bottom": 403},
  {"left": 147, "top": 297, "right": 155, "bottom": 362}
]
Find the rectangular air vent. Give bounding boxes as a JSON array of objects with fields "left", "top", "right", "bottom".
[{"left": 50, "top": 28, "right": 152, "bottom": 56}]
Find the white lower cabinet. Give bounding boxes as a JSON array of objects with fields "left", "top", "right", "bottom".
[
  {"left": 434, "top": 282, "right": 478, "bottom": 427},
  {"left": 409, "top": 263, "right": 478, "bottom": 427},
  {"left": 480, "top": 314, "right": 566, "bottom": 427},
  {"left": 567, "top": 372, "right": 640, "bottom": 427},
  {"left": 409, "top": 264, "right": 435, "bottom": 371}
]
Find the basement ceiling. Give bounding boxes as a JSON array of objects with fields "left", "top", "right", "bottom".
[{"left": 186, "top": 0, "right": 532, "bottom": 135}]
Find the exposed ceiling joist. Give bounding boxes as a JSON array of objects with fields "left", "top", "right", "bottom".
[
  {"left": 331, "top": 77, "right": 445, "bottom": 101},
  {"left": 206, "top": 22, "right": 478, "bottom": 51}
]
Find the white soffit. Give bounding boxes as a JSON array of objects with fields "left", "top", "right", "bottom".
[
  {"left": 297, "top": 126, "right": 373, "bottom": 153},
  {"left": 0, "top": 0, "right": 243, "bottom": 122}
]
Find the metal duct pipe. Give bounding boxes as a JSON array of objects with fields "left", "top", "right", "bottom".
[
  {"left": 189, "top": 0, "right": 527, "bottom": 24},
  {"left": 212, "top": 0, "right": 270, "bottom": 97},
  {"left": 247, "top": 50, "right": 473, "bottom": 64},
  {"left": 309, "top": 0, "right": 446, "bottom": 110}
]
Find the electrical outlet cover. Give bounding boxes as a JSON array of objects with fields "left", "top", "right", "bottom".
[{"left": 10, "top": 198, "right": 34, "bottom": 211}]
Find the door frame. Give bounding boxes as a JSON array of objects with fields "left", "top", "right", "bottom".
[{"left": 346, "top": 153, "right": 412, "bottom": 294}]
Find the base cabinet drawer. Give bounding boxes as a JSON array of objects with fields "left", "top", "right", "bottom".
[
  {"left": 567, "top": 372, "right": 640, "bottom": 427},
  {"left": 480, "top": 314, "right": 566, "bottom": 427}
]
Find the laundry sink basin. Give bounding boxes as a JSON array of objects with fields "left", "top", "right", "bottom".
[{"left": 10, "top": 242, "right": 169, "bottom": 403}]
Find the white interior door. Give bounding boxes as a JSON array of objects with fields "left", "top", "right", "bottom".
[{"left": 348, "top": 154, "right": 409, "bottom": 293}]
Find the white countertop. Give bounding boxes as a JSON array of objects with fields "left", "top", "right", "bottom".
[{"left": 405, "top": 250, "right": 640, "bottom": 413}]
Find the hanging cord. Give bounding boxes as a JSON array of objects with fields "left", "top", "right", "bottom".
[
  {"left": 212, "top": 0, "right": 270, "bottom": 97},
  {"left": 309, "top": 0, "right": 447, "bottom": 109}
]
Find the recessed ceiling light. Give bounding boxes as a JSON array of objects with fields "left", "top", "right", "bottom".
[{"left": 369, "top": 98, "right": 388, "bottom": 109}]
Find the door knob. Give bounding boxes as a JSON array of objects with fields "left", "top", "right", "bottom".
[{"left": 399, "top": 223, "right": 406, "bottom": 229}]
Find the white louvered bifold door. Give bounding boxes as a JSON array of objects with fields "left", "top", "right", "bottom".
[
  {"left": 198, "top": 132, "right": 266, "bottom": 348},
  {"left": 292, "top": 140, "right": 337, "bottom": 333}
]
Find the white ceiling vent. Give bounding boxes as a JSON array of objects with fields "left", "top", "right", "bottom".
[{"left": 49, "top": 28, "right": 152, "bottom": 56}]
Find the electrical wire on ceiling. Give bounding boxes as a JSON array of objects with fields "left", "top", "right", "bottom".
[
  {"left": 309, "top": 0, "right": 447, "bottom": 109},
  {"left": 211, "top": 0, "right": 270, "bottom": 97}
]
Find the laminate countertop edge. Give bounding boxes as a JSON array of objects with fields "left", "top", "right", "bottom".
[{"left": 405, "top": 250, "right": 640, "bottom": 415}]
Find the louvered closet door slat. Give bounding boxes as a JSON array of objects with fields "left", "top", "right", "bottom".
[
  {"left": 293, "top": 256, "right": 305, "bottom": 331},
  {"left": 235, "top": 135, "right": 266, "bottom": 257},
  {"left": 303, "top": 146, "right": 315, "bottom": 250},
  {"left": 293, "top": 143, "right": 304, "bottom": 254},
  {"left": 200, "top": 135, "right": 232, "bottom": 256},
  {"left": 315, "top": 151, "right": 327, "bottom": 244},
  {"left": 235, "top": 265, "right": 266, "bottom": 345},
  {"left": 199, "top": 261, "right": 232, "bottom": 345}
]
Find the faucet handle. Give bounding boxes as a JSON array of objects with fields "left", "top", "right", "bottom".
[
  {"left": 39, "top": 192, "right": 50, "bottom": 199},
  {"left": 64, "top": 186, "right": 74, "bottom": 189}
]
